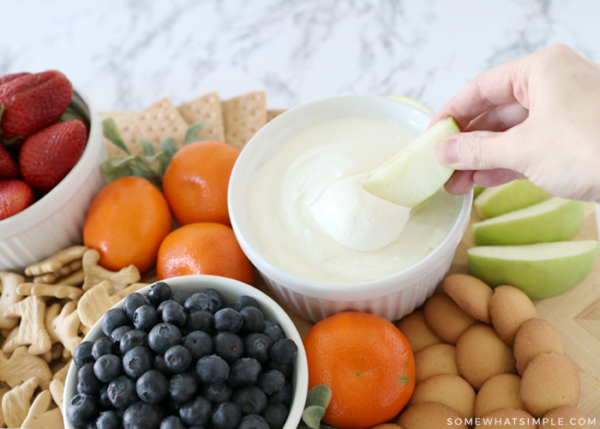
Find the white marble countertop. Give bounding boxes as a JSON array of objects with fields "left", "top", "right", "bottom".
[{"left": 2, "top": 0, "right": 599, "bottom": 112}]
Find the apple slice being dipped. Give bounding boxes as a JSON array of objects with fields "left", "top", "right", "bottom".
[{"left": 363, "top": 117, "right": 460, "bottom": 207}]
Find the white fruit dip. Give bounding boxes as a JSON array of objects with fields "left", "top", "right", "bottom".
[{"left": 247, "top": 116, "right": 460, "bottom": 283}]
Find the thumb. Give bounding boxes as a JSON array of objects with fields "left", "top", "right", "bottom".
[{"left": 434, "top": 130, "right": 523, "bottom": 171}]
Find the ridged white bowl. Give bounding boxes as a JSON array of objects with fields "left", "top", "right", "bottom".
[
  {"left": 229, "top": 95, "right": 472, "bottom": 322},
  {"left": 64, "top": 275, "right": 308, "bottom": 429},
  {"left": 0, "top": 87, "right": 107, "bottom": 270}
]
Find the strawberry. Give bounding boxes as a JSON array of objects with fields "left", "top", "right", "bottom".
[
  {"left": 0, "top": 70, "right": 72, "bottom": 147},
  {"left": 20, "top": 119, "right": 87, "bottom": 192},
  {"left": 0, "top": 179, "right": 35, "bottom": 220},
  {"left": 0, "top": 144, "right": 18, "bottom": 179},
  {"left": 0, "top": 72, "right": 30, "bottom": 86}
]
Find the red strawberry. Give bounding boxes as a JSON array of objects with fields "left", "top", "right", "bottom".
[
  {"left": 0, "top": 72, "right": 30, "bottom": 86},
  {"left": 0, "top": 144, "right": 18, "bottom": 179},
  {"left": 0, "top": 70, "right": 72, "bottom": 148},
  {"left": 0, "top": 179, "right": 35, "bottom": 220},
  {"left": 20, "top": 119, "right": 87, "bottom": 192}
]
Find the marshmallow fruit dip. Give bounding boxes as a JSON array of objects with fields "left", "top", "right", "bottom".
[{"left": 246, "top": 115, "right": 460, "bottom": 283}]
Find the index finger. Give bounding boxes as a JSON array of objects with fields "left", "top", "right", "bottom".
[{"left": 430, "top": 56, "right": 532, "bottom": 130}]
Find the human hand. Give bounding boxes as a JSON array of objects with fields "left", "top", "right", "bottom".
[{"left": 431, "top": 44, "right": 600, "bottom": 203}]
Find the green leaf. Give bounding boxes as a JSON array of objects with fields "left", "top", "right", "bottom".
[
  {"left": 138, "top": 138, "right": 155, "bottom": 157},
  {"left": 0, "top": 104, "right": 5, "bottom": 123},
  {"left": 320, "top": 424, "right": 337, "bottom": 429},
  {"left": 306, "top": 385, "right": 332, "bottom": 409},
  {"left": 302, "top": 406, "right": 325, "bottom": 429},
  {"left": 1, "top": 135, "right": 23, "bottom": 147},
  {"left": 184, "top": 122, "right": 206, "bottom": 144},
  {"left": 59, "top": 106, "right": 85, "bottom": 123},
  {"left": 102, "top": 118, "right": 130, "bottom": 155},
  {"left": 101, "top": 157, "right": 135, "bottom": 182},
  {"left": 161, "top": 137, "right": 177, "bottom": 156}
]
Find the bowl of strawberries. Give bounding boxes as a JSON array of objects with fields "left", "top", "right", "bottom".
[{"left": 0, "top": 71, "right": 107, "bottom": 269}]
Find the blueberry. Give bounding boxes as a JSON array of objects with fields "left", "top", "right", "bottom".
[
  {"left": 67, "top": 393, "right": 98, "bottom": 427},
  {"left": 77, "top": 362, "right": 102, "bottom": 394},
  {"left": 93, "top": 354, "right": 122, "bottom": 383},
  {"left": 184, "top": 311, "right": 215, "bottom": 335},
  {"left": 136, "top": 369, "right": 168, "bottom": 404},
  {"left": 124, "top": 293, "right": 151, "bottom": 320},
  {"left": 182, "top": 330, "right": 213, "bottom": 360},
  {"left": 169, "top": 372, "right": 198, "bottom": 403},
  {"left": 164, "top": 397, "right": 183, "bottom": 415},
  {"left": 162, "top": 301, "right": 187, "bottom": 327},
  {"left": 214, "top": 332, "right": 243, "bottom": 363},
  {"left": 212, "top": 402, "right": 241, "bottom": 429},
  {"left": 215, "top": 308, "right": 243, "bottom": 333},
  {"left": 268, "top": 381, "right": 292, "bottom": 406},
  {"left": 148, "top": 281, "right": 173, "bottom": 306},
  {"left": 134, "top": 305, "right": 159, "bottom": 332},
  {"left": 102, "top": 308, "right": 130, "bottom": 337},
  {"left": 196, "top": 355, "right": 230, "bottom": 384},
  {"left": 122, "top": 346, "right": 153, "bottom": 379},
  {"left": 258, "top": 370, "right": 285, "bottom": 395},
  {"left": 233, "top": 386, "right": 267, "bottom": 415},
  {"left": 228, "top": 358, "right": 262, "bottom": 387},
  {"left": 92, "top": 410, "right": 120, "bottom": 429},
  {"left": 240, "top": 307, "right": 265, "bottom": 334},
  {"left": 160, "top": 416, "right": 187, "bottom": 429},
  {"left": 234, "top": 295, "right": 258, "bottom": 312},
  {"left": 157, "top": 299, "right": 177, "bottom": 317},
  {"left": 179, "top": 396, "right": 212, "bottom": 426},
  {"left": 262, "top": 403, "right": 288, "bottom": 429},
  {"left": 267, "top": 361, "right": 293, "bottom": 378},
  {"left": 262, "top": 320, "right": 285, "bottom": 344},
  {"left": 120, "top": 329, "right": 149, "bottom": 354},
  {"left": 92, "top": 337, "right": 115, "bottom": 360},
  {"left": 110, "top": 325, "right": 134, "bottom": 345},
  {"left": 172, "top": 291, "right": 191, "bottom": 305},
  {"left": 239, "top": 415, "right": 270, "bottom": 429},
  {"left": 270, "top": 339, "right": 297, "bottom": 365},
  {"left": 164, "top": 345, "right": 192, "bottom": 373},
  {"left": 184, "top": 293, "right": 214, "bottom": 314},
  {"left": 123, "top": 401, "right": 162, "bottom": 429},
  {"left": 202, "top": 383, "right": 233, "bottom": 404},
  {"left": 153, "top": 354, "right": 170, "bottom": 375},
  {"left": 202, "top": 288, "right": 224, "bottom": 311},
  {"left": 148, "top": 323, "right": 182, "bottom": 354},
  {"left": 99, "top": 385, "right": 111, "bottom": 410},
  {"left": 74, "top": 341, "right": 95, "bottom": 368},
  {"left": 244, "top": 333, "right": 273, "bottom": 364},
  {"left": 107, "top": 375, "right": 137, "bottom": 409}
]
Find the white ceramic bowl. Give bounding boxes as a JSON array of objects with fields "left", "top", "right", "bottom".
[
  {"left": 64, "top": 275, "right": 309, "bottom": 429},
  {"left": 0, "top": 87, "right": 107, "bottom": 270},
  {"left": 229, "top": 95, "right": 473, "bottom": 322}
]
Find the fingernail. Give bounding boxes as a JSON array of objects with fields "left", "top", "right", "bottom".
[{"left": 435, "top": 139, "right": 458, "bottom": 165}]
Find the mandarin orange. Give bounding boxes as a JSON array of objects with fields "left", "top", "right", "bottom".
[
  {"left": 304, "top": 312, "right": 415, "bottom": 429},
  {"left": 162, "top": 140, "right": 239, "bottom": 226},
  {"left": 83, "top": 176, "right": 172, "bottom": 273},
  {"left": 157, "top": 222, "right": 253, "bottom": 285}
]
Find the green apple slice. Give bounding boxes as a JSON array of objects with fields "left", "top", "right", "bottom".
[
  {"left": 473, "top": 186, "right": 485, "bottom": 198},
  {"left": 468, "top": 240, "right": 599, "bottom": 300},
  {"left": 363, "top": 117, "right": 460, "bottom": 207},
  {"left": 388, "top": 95, "right": 434, "bottom": 116},
  {"left": 474, "top": 180, "right": 552, "bottom": 219},
  {"left": 472, "top": 197, "right": 584, "bottom": 246}
]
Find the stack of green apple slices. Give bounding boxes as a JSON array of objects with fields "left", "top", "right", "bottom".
[{"left": 468, "top": 180, "right": 599, "bottom": 300}]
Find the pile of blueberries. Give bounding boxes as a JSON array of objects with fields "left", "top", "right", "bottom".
[{"left": 67, "top": 282, "right": 298, "bottom": 429}]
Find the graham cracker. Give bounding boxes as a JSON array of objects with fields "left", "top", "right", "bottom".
[
  {"left": 221, "top": 92, "right": 267, "bottom": 150},
  {"left": 267, "top": 109, "right": 286, "bottom": 122},
  {"left": 106, "top": 98, "right": 188, "bottom": 158},
  {"left": 178, "top": 92, "right": 225, "bottom": 141}
]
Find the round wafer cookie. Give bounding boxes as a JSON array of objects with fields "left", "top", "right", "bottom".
[
  {"left": 514, "top": 318, "right": 564, "bottom": 375},
  {"left": 489, "top": 286, "right": 537, "bottom": 347},
  {"left": 423, "top": 293, "right": 478, "bottom": 344},
  {"left": 414, "top": 344, "right": 458, "bottom": 383},
  {"left": 407, "top": 374, "right": 476, "bottom": 419},
  {"left": 475, "top": 374, "right": 523, "bottom": 417},
  {"left": 396, "top": 310, "right": 443, "bottom": 353},
  {"left": 443, "top": 274, "right": 493, "bottom": 324},
  {"left": 398, "top": 402, "right": 466, "bottom": 429},
  {"left": 539, "top": 406, "right": 593, "bottom": 428},
  {"left": 475, "top": 408, "right": 536, "bottom": 428}
]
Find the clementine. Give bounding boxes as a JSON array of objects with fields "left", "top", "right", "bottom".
[
  {"left": 83, "top": 176, "right": 172, "bottom": 273},
  {"left": 162, "top": 140, "right": 239, "bottom": 226},
  {"left": 304, "top": 312, "right": 415, "bottom": 429},
  {"left": 157, "top": 222, "right": 254, "bottom": 285}
]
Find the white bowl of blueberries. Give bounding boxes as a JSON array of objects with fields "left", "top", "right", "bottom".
[{"left": 63, "top": 275, "right": 309, "bottom": 429}]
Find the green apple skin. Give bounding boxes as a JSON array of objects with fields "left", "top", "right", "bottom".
[
  {"left": 468, "top": 241, "right": 599, "bottom": 300},
  {"left": 388, "top": 95, "right": 435, "bottom": 116},
  {"left": 473, "top": 186, "right": 485, "bottom": 198},
  {"left": 472, "top": 198, "right": 584, "bottom": 246},
  {"left": 474, "top": 180, "right": 552, "bottom": 219}
]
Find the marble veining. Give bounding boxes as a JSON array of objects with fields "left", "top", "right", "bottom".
[{"left": 0, "top": 0, "right": 599, "bottom": 112}]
